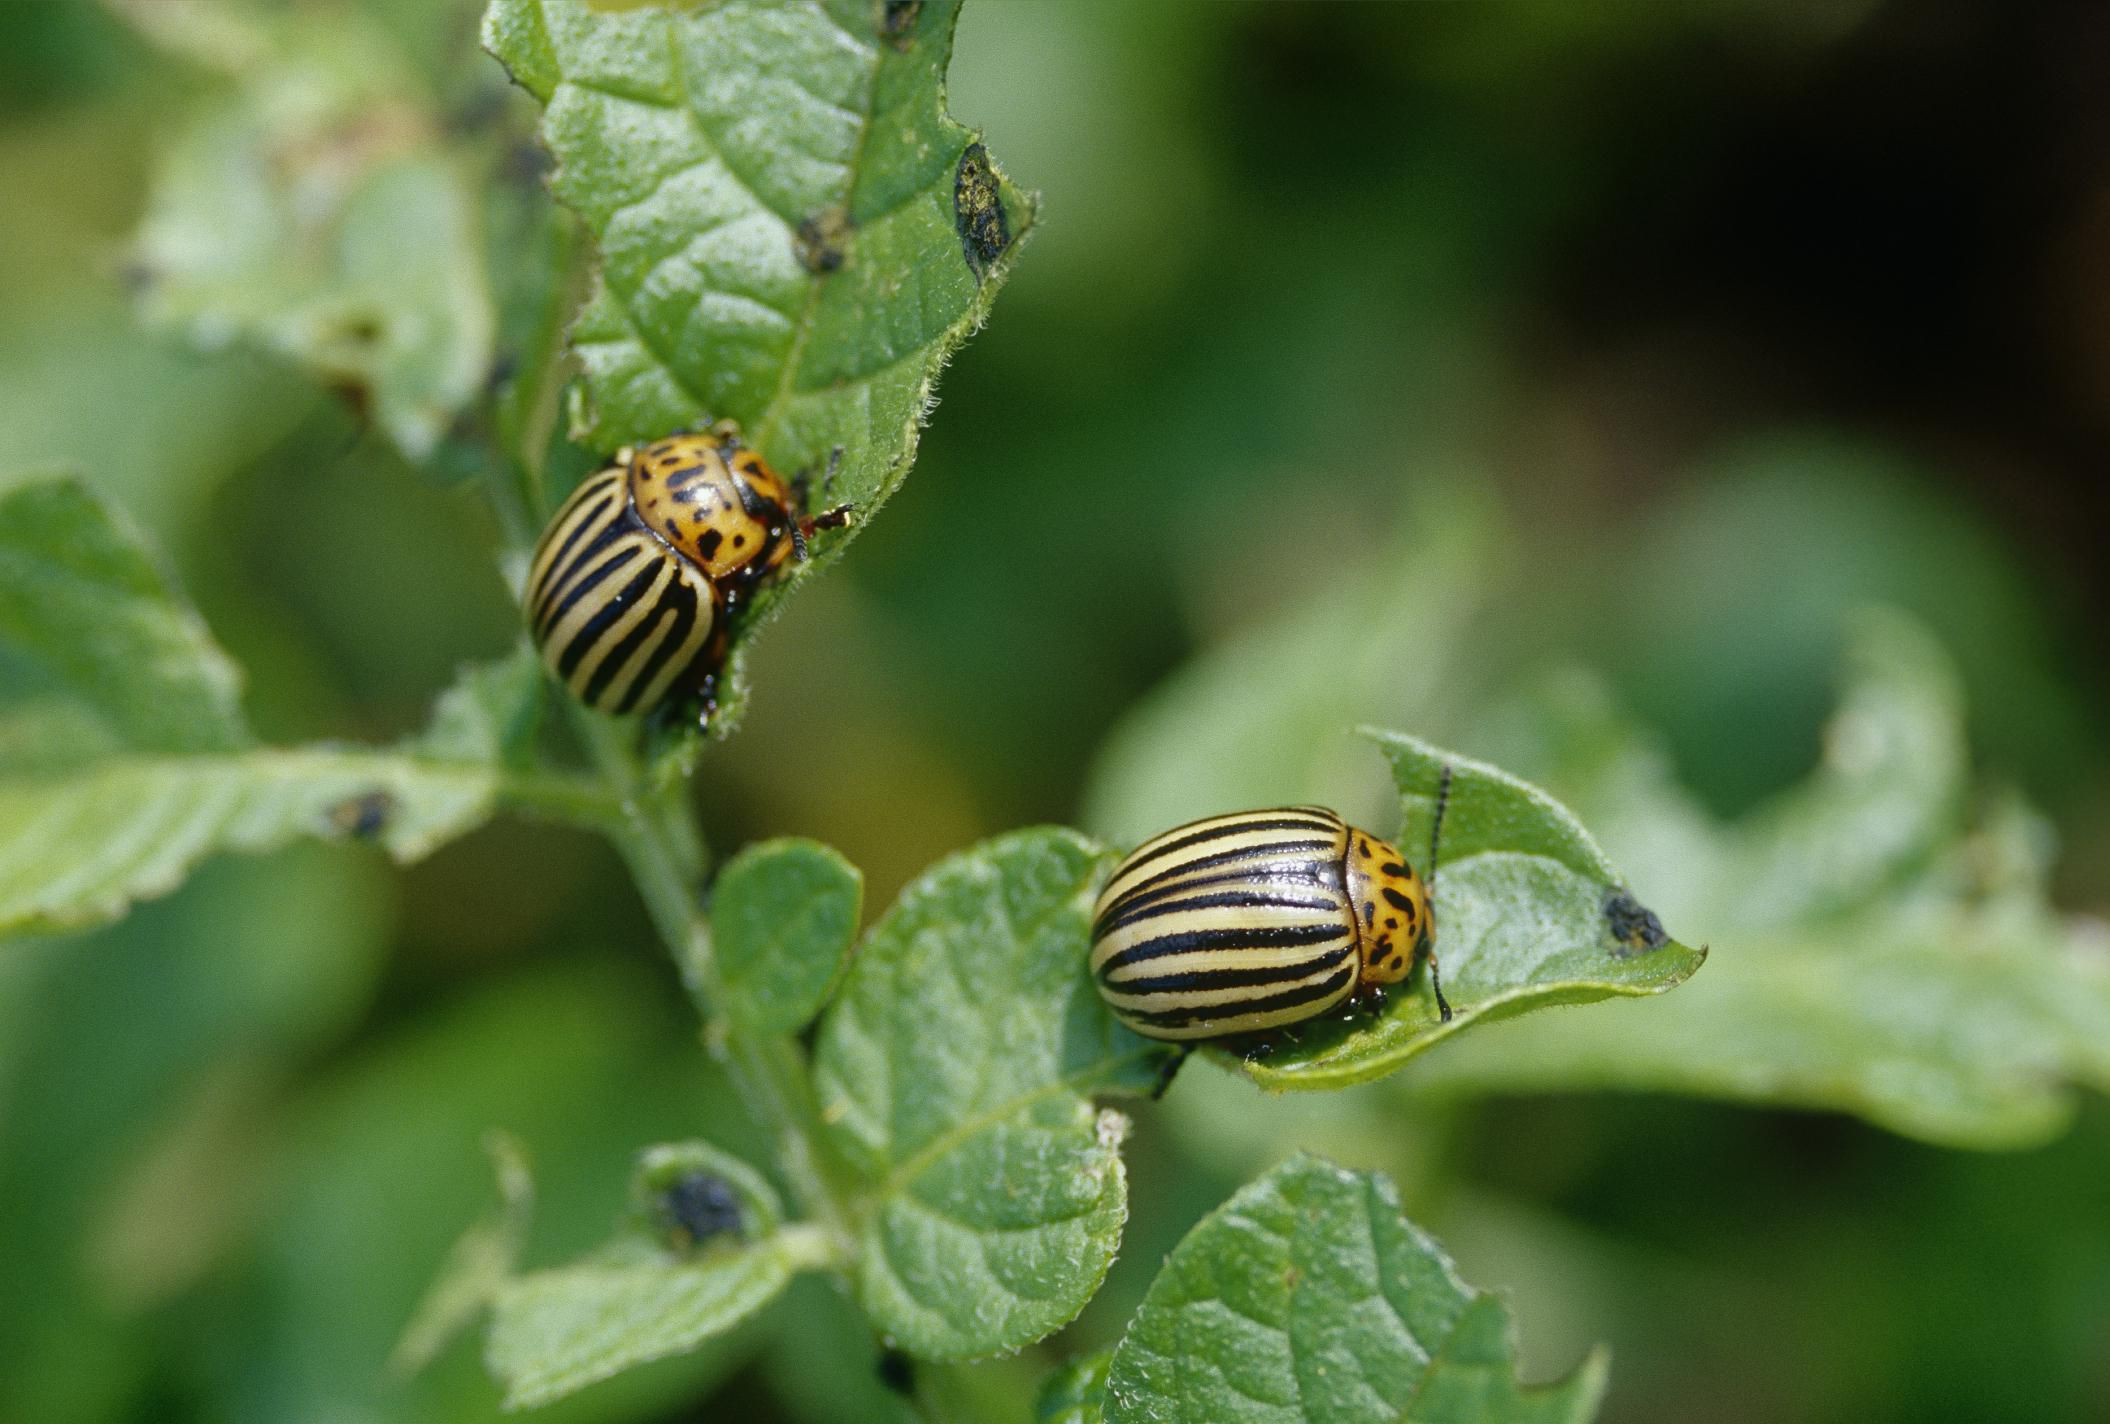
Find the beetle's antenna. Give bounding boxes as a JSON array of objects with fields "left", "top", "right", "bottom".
[
  {"left": 1425, "top": 763, "right": 1455, "bottom": 1024},
  {"left": 1426, "top": 763, "right": 1454, "bottom": 892}
]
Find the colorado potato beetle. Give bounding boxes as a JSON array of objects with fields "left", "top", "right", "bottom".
[
  {"left": 524, "top": 425, "right": 849, "bottom": 724},
  {"left": 1089, "top": 773, "right": 1453, "bottom": 1042}
]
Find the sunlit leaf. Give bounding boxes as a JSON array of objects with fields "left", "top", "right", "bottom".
[
  {"left": 483, "top": 0, "right": 1035, "bottom": 727},
  {"left": 1104, "top": 1155, "right": 1605, "bottom": 1424},
  {"left": 813, "top": 829, "right": 1165, "bottom": 1359}
]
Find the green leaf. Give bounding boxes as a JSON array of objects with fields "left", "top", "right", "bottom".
[
  {"left": 483, "top": 1136, "right": 811, "bottom": 1408},
  {"left": 1403, "top": 613, "right": 2110, "bottom": 1149},
  {"left": 628, "top": 1138, "right": 785, "bottom": 1244},
  {"left": 391, "top": 1131, "right": 536, "bottom": 1378},
  {"left": 1229, "top": 734, "right": 1704, "bottom": 1092},
  {"left": 1104, "top": 1155, "right": 1605, "bottom": 1424},
  {"left": 813, "top": 828, "right": 1168, "bottom": 1360},
  {"left": 125, "top": 3, "right": 493, "bottom": 459},
  {"left": 483, "top": 0, "right": 1036, "bottom": 723},
  {"left": 712, "top": 837, "right": 863, "bottom": 1036},
  {"left": 0, "top": 741, "right": 530, "bottom": 938},
  {"left": 486, "top": 1214, "right": 831, "bottom": 1411},
  {"left": 0, "top": 474, "right": 598, "bottom": 936},
  {"left": 0, "top": 475, "right": 246, "bottom": 755},
  {"left": 1039, "top": 1350, "right": 1112, "bottom": 1424}
]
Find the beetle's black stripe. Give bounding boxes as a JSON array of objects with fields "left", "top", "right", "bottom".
[
  {"left": 1117, "top": 964, "right": 1354, "bottom": 1029},
  {"left": 527, "top": 482, "right": 624, "bottom": 621},
  {"left": 554, "top": 560, "right": 662, "bottom": 680},
  {"left": 1111, "top": 815, "right": 1341, "bottom": 884},
  {"left": 1099, "top": 840, "right": 1336, "bottom": 919},
  {"left": 533, "top": 487, "right": 616, "bottom": 584},
  {"left": 581, "top": 566, "right": 685, "bottom": 708},
  {"left": 1381, "top": 886, "right": 1417, "bottom": 913},
  {"left": 535, "top": 535, "right": 636, "bottom": 638},
  {"left": 534, "top": 507, "right": 637, "bottom": 629},
  {"left": 1093, "top": 887, "right": 1343, "bottom": 939},
  {"left": 1097, "top": 920, "right": 1349, "bottom": 976},
  {"left": 1103, "top": 947, "right": 1354, "bottom": 997},
  {"left": 605, "top": 573, "right": 702, "bottom": 713}
]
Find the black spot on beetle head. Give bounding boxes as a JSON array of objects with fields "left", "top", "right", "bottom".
[
  {"left": 327, "top": 789, "right": 394, "bottom": 839},
  {"left": 659, "top": 1170, "right": 744, "bottom": 1249},
  {"left": 1604, "top": 889, "right": 1668, "bottom": 957},
  {"left": 953, "top": 142, "right": 1011, "bottom": 280}
]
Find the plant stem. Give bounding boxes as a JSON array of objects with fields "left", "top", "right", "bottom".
[
  {"left": 566, "top": 704, "right": 857, "bottom": 1253},
  {"left": 492, "top": 768, "right": 628, "bottom": 829}
]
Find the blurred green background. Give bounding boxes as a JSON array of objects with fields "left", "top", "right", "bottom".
[{"left": 2, "top": 2, "right": 2106, "bottom": 1421}]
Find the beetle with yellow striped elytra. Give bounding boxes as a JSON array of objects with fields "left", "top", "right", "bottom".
[
  {"left": 524, "top": 423, "right": 850, "bottom": 728},
  {"left": 1090, "top": 769, "right": 1455, "bottom": 1047}
]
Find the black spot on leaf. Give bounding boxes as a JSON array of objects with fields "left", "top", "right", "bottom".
[
  {"left": 879, "top": 0, "right": 923, "bottom": 48},
  {"left": 794, "top": 205, "right": 853, "bottom": 274},
  {"left": 327, "top": 789, "right": 394, "bottom": 839},
  {"left": 1604, "top": 889, "right": 1669, "bottom": 957},
  {"left": 953, "top": 142, "right": 1010, "bottom": 280},
  {"left": 658, "top": 1171, "right": 744, "bottom": 1249}
]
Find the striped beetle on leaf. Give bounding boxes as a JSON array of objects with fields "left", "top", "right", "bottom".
[
  {"left": 1090, "top": 769, "right": 1454, "bottom": 1043},
  {"left": 524, "top": 424, "right": 850, "bottom": 727}
]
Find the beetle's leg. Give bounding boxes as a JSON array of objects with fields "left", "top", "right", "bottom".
[
  {"left": 790, "top": 503, "right": 854, "bottom": 563},
  {"left": 1345, "top": 982, "right": 1387, "bottom": 1025},
  {"left": 685, "top": 610, "right": 735, "bottom": 732},
  {"left": 1426, "top": 948, "right": 1453, "bottom": 1023}
]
